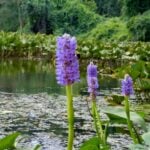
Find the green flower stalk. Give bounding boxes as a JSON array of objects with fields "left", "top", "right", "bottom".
[
  {"left": 92, "top": 99, "right": 106, "bottom": 145},
  {"left": 66, "top": 85, "right": 74, "bottom": 150},
  {"left": 124, "top": 96, "right": 138, "bottom": 144},
  {"left": 121, "top": 74, "right": 138, "bottom": 144},
  {"left": 56, "top": 34, "right": 80, "bottom": 150}
]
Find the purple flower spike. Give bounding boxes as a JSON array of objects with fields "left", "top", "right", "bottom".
[
  {"left": 121, "top": 74, "right": 134, "bottom": 96},
  {"left": 56, "top": 33, "right": 80, "bottom": 86},
  {"left": 87, "top": 62, "right": 99, "bottom": 96}
]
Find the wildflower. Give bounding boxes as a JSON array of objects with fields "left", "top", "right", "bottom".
[
  {"left": 87, "top": 62, "right": 99, "bottom": 97},
  {"left": 121, "top": 74, "right": 134, "bottom": 96},
  {"left": 56, "top": 33, "right": 80, "bottom": 85},
  {"left": 121, "top": 74, "right": 138, "bottom": 144},
  {"left": 55, "top": 33, "right": 80, "bottom": 150},
  {"left": 86, "top": 62, "right": 108, "bottom": 146}
]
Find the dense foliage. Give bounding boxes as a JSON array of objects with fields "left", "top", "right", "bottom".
[
  {"left": 0, "top": 32, "right": 55, "bottom": 57},
  {"left": 122, "top": 0, "right": 150, "bottom": 17},
  {"left": 0, "top": 0, "right": 21, "bottom": 31},
  {"left": 54, "top": 0, "right": 102, "bottom": 35},
  {"left": 94, "top": 0, "right": 122, "bottom": 17},
  {"left": 0, "top": 0, "right": 150, "bottom": 41},
  {"left": 127, "top": 10, "right": 150, "bottom": 41},
  {"left": 0, "top": 32, "right": 150, "bottom": 61},
  {"left": 81, "top": 18, "right": 130, "bottom": 41}
]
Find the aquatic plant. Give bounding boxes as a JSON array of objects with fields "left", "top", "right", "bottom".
[
  {"left": 115, "top": 61, "right": 150, "bottom": 103},
  {"left": 81, "top": 62, "right": 109, "bottom": 149},
  {"left": 0, "top": 132, "right": 41, "bottom": 150},
  {"left": 87, "top": 62, "right": 99, "bottom": 97},
  {"left": 0, "top": 32, "right": 150, "bottom": 61},
  {"left": 121, "top": 74, "right": 139, "bottom": 144},
  {"left": 0, "top": 132, "right": 20, "bottom": 150},
  {"left": 56, "top": 33, "right": 80, "bottom": 150},
  {"left": 121, "top": 74, "right": 134, "bottom": 96}
]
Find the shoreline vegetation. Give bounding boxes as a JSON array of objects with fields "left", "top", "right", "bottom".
[{"left": 0, "top": 32, "right": 150, "bottom": 61}]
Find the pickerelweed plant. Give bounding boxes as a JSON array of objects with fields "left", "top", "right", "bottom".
[
  {"left": 86, "top": 62, "right": 109, "bottom": 149},
  {"left": 121, "top": 74, "right": 141, "bottom": 144},
  {"left": 56, "top": 33, "right": 80, "bottom": 150}
]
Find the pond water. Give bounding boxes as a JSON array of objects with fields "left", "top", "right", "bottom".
[
  {"left": 0, "top": 59, "right": 149, "bottom": 150},
  {"left": 0, "top": 59, "right": 120, "bottom": 95}
]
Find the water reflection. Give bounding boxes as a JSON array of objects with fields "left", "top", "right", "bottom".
[{"left": 0, "top": 59, "right": 120, "bottom": 95}]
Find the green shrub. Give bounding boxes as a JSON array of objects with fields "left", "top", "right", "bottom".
[
  {"left": 122, "top": 0, "right": 150, "bottom": 17},
  {"left": 94, "top": 0, "right": 122, "bottom": 17},
  {"left": 54, "top": 0, "right": 103, "bottom": 35},
  {"left": 77, "top": 40, "right": 150, "bottom": 61},
  {"left": 81, "top": 18, "right": 130, "bottom": 41},
  {"left": 0, "top": 31, "right": 56, "bottom": 57},
  {"left": 0, "top": 32, "right": 150, "bottom": 61},
  {"left": 127, "top": 11, "right": 150, "bottom": 41}
]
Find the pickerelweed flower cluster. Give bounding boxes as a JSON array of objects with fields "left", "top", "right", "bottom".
[
  {"left": 56, "top": 33, "right": 80, "bottom": 150},
  {"left": 87, "top": 62, "right": 99, "bottom": 97},
  {"left": 56, "top": 33, "right": 80, "bottom": 86},
  {"left": 121, "top": 74, "right": 138, "bottom": 144},
  {"left": 86, "top": 62, "right": 108, "bottom": 148},
  {"left": 121, "top": 74, "right": 134, "bottom": 96}
]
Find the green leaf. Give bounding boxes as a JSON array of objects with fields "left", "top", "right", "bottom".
[
  {"left": 142, "top": 132, "right": 150, "bottom": 146},
  {"left": 33, "top": 144, "right": 42, "bottom": 150},
  {"left": 129, "top": 144, "right": 148, "bottom": 150},
  {"left": 80, "top": 137, "right": 100, "bottom": 150},
  {"left": 80, "top": 144, "right": 99, "bottom": 150},
  {"left": 111, "top": 94, "right": 124, "bottom": 105},
  {"left": 147, "top": 124, "right": 150, "bottom": 132},
  {"left": 0, "top": 132, "right": 20, "bottom": 150},
  {"left": 102, "top": 106, "right": 146, "bottom": 130}
]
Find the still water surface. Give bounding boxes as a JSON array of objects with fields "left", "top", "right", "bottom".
[{"left": 0, "top": 59, "right": 120, "bottom": 95}]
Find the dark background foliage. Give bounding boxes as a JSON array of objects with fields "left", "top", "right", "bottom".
[{"left": 0, "top": 0, "right": 150, "bottom": 41}]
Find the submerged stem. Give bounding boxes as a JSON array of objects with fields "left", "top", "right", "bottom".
[{"left": 66, "top": 85, "right": 74, "bottom": 150}]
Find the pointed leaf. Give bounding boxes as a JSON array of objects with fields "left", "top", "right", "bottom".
[
  {"left": 79, "top": 137, "right": 100, "bottom": 150},
  {"left": 0, "top": 132, "right": 20, "bottom": 150},
  {"left": 102, "top": 107, "right": 146, "bottom": 130},
  {"left": 33, "top": 144, "right": 42, "bottom": 150}
]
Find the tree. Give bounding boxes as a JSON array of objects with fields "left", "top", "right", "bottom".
[
  {"left": 127, "top": 10, "right": 150, "bottom": 41},
  {"left": 122, "top": 0, "right": 150, "bottom": 17},
  {"left": 94, "top": 0, "right": 122, "bottom": 17},
  {"left": 0, "top": 0, "right": 28, "bottom": 32},
  {"left": 54, "top": 0, "right": 101, "bottom": 35},
  {"left": 27, "top": 0, "right": 56, "bottom": 34},
  {"left": 0, "top": 0, "right": 19, "bottom": 31}
]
